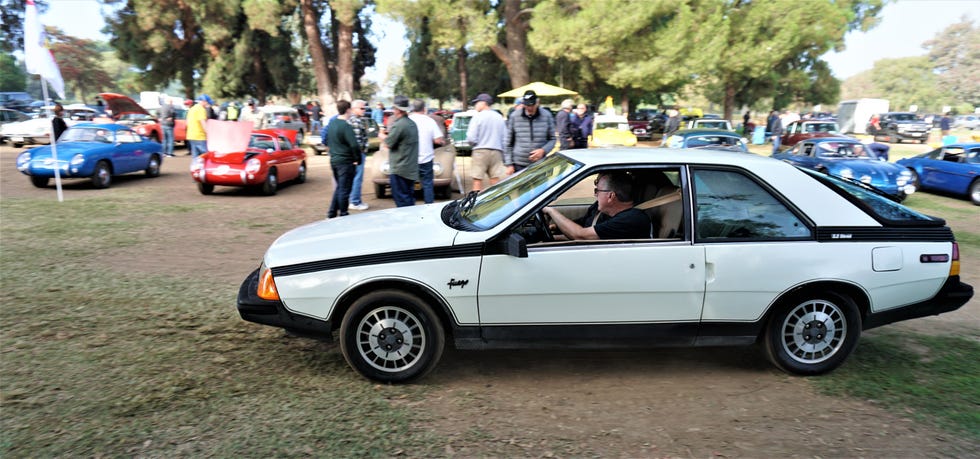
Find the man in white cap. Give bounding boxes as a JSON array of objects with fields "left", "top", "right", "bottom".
[
  {"left": 380, "top": 95, "right": 419, "bottom": 207},
  {"left": 408, "top": 99, "right": 445, "bottom": 204},
  {"left": 465, "top": 93, "right": 507, "bottom": 192}
]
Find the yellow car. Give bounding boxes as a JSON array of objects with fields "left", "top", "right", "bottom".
[{"left": 589, "top": 114, "right": 638, "bottom": 147}]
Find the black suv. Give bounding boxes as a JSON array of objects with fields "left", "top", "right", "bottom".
[{"left": 867, "top": 112, "right": 930, "bottom": 144}]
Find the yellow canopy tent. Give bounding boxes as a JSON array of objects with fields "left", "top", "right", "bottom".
[{"left": 498, "top": 81, "right": 578, "bottom": 98}]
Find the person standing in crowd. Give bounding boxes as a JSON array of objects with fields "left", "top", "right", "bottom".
[
  {"left": 555, "top": 98, "right": 575, "bottom": 150},
  {"left": 765, "top": 110, "right": 778, "bottom": 136},
  {"left": 347, "top": 99, "right": 370, "bottom": 211},
  {"left": 51, "top": 103, "right": 67, "bottom": 141},
  {"left": 660, "top": 109, "right": 680, "bottom": 145},
  {"left": 504, "top": 90, "right": 555, "bottom": 174},
  {"left": 186, "top": 95, "right": 212, "bottom": 157},
  {"left": 570, "top": 103, "right": 593, "bottom": 149},
  {"left": 309, "top": 100, "right": 322, "bottom": 134},
  {"left": 465, "top": 93, "right": 507, "bottom": 192},
  {"left": 409, "top": 99, "right": 445, "bottom": 204},
  {"left": 770, "top": 111, "right": 785, "bottom": 154},
  {"left": 940, "top": 112, "right": 952, "bottom": 137},
  {"left": 326, "top": 100, "right": 360, "bottom": 219},
  {"left": 380, "top": 95, "right": 419, "bottom": 207},
  {"left": 372, "top": 102, "right": 385, "bottom": 127},
  {"left": 158, "top": 97, "right": 176, "bottom": 157},
  {"left": 742, "top": 110, "right": 751, "bottom": 136}
]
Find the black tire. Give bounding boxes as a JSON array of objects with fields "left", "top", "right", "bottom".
[
  {"left": 375, "top": 183, "right": 386, "bottom": 199},
  {"left": 198, "top": 182, "right": 214, "bottom": 195},
  {"left": 764, "top": 290, "right": 861, "bottom": 375},
  {"left": 969, "top": 180, "right": 980, "bottom": 206},
  {"left": 145, "top": 154, "right": 161, "bottom": 177},
  {"left": 261, "top": 169, "right": 278, "bottom": 195},
  {"left": 295, "top": 130, "right": 304, "bottom": 145},
  {"left": 30, "top": 176, "right": 49, "bottom": 188},
  {"left": 339, "top": 289, "right": 445, "bottom": 383},
  {"left": 295, "top": 162, "right": 307, "bottom": 184},
  {"left": 91, "top": 160, "right": 111, "bottom": 189},
  {"left": 13, "top": 142, "right": 23, "bottom": 148},
  {"left": 437, "top": 185, "right": 450, "bottom": 199}
]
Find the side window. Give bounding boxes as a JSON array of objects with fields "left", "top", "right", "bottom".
[
  {"left": 278, "top": 136, "right": 291, "bottom": 150},
  {"left": 967, "top": 149, "right": 979, "bottom": 164},
  {"left": 115, "top": 130, "right": 140, "bottom": 143},
  {"left": 693, "top": 168, "right": 811, "bottom": 241},
  {"left": 801, "top": 144, "right": 814, "bottom": 156}
]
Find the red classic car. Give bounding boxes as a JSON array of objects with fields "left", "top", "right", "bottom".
[
  {"left": 780, "top": 120, "right": 841, "bottom": 147},
  {"left": 190, "top": 128, "right": 307, "bottom": 195},
  {"left": 100, "top": 93, "right": 166, "bottom": 142}
]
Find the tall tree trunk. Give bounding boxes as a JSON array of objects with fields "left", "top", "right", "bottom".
[
  {"left": 723, "top": 82, "right": 736, "bottom": 121},
  {"left": 336, "top": 20, "right": 354, "bottom": 101},
  {"left": 300, "top": 0, "right": 336, "bottom": 115},
  {"left": 490, "top": 0, "right": 530, "bottom": 88},
  {"left": 457, "top": 47, "right": 468, "bottom": 106}
]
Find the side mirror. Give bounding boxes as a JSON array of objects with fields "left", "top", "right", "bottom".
[{"left": 507, "top": 233, "right": 528, "bottom": 258}]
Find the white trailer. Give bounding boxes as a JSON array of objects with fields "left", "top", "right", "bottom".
[{"left": 837, "top": 98, "right": 889, "bottom": 134}]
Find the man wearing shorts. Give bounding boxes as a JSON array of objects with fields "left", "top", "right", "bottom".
[{"left": 465, "top": 93, "right": 507, "bottom": 192}]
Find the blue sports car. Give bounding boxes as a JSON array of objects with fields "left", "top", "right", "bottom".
[
  {"left": 897, "top": 142, "right": 980, "bottom": 205},
  {"left": 16, "top": 123, "right": 163, "bottom": 189},
  {"left": 773, "top": 137, "right": 913, "bottom": 201}
]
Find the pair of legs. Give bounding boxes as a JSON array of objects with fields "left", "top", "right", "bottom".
[
  {"left": 162, "top": 126, "right": 175, "bottom": 156},
  {"left": 418, "top": 160, "right": 434, "bottom": 204},
  {"left": 390, "top": 174, "right": 416, "bottom": 207},
  {"left": 349, "top": 152, "right": 367, "bottom": 207},
  {"left": 328, "top": 163, "right": 356, "bottom": 218},
  {"left": 188, "top": 140, "right": 207, "bottom": 157},
  {"left": 470, "top": 148, "right": 505, "bottom": 192}
]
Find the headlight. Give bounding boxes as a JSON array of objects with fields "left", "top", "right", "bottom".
[
  {"left": 190, "top": 157, "right": 204, "bottom": 173},
  {"left": 381, "top": 161, "right": 391, "bottom": 175},
  {"left": 245, "top": 158, "right": 261, "bottom": 174},
  {"left": 16, "top": 152, "right": 30, "bottom": 170},
  {"left": 136, "top": 126, "right": 147, "bottom": 134},
  {"left": 70, "top": 154, "right": 85, "bottom": 166},
  {"left": 839, "top": 168, "right": 853, "bottom": 179},
  {"left": 433, "top": 162, "right": 444, "bottom": 176}
]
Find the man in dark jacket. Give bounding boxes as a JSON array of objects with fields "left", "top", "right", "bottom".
[
  {"left": 504, "top": 90, "right": 556, "bottom": 174},
  {"left": 381, "top": 95, "right": 419, "bottom": 207},
  {"left": 326, "top": 100, "right": 360, "bottom": 219}
]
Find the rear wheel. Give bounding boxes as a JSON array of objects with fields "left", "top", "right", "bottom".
[
  {"left": 145, "top": 154, "right": 161, "bottom": 177},
  {"left": 30, "top": 176, "right": 49, "bottom": 188},
  {"left": 198, "top": 182, "right": 214, "bottom": 195},
  {"left": 295, "top": 162, "right": 307, "bottom": 184},
  {"left": 91, "top": 161, "right": 111, "bottom": 189},
  {"left": 339, "top": 290, "right": 445, "bottom": 383},
  {"left": 375, "top": 183, "right": 386, "bottom": 198},
  {"left": 907, "top": 169, "right": 920, "bottom": 192},
  {"left": 295, "top": 130, "right": 304, "bottom": 145},
  {"left": 969, "top": 180, "right": 979, "bottom": 206},
  {"left": 764, "top": 290, "right": 861, "bottom": 375},
  {"left": 261, "top": 169, "right": 278, "bottom": 195}
]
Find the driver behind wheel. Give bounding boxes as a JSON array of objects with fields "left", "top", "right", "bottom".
[{"left": 543, "top": 170, "right": 652, "bottom": 240}]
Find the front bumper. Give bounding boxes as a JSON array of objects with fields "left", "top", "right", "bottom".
[
  {"left": 864, "top": 276, "right": 973, "bottom": 330},
  {"left": 236, "top": 268, "right": 333, "bottom": 339}
]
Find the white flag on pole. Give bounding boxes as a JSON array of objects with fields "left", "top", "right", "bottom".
[{"left": 23, "top": 0, "right": 65, "bottom": 99}]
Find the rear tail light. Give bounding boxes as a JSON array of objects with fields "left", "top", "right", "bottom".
[{"left": 951, "top": 242, "right": 961, "bottom": 276}]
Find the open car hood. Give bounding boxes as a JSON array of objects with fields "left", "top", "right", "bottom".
[{"left": 99, "top": 93, "right": 151, "bottom": 118}]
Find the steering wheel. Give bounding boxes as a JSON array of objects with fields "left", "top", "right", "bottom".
[{"left": 531, "top": 209, "right": 554, "bottom": 242}]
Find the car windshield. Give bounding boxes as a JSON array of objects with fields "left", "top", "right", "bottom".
[
  {"left": 452, "top": 116, "right": 471, "bottom": 131},
  {"left": 891, "top": 113, "right": 919, "bottom": 122},
  {"left": 248, "top": 134, "right": 276, "bottom": 151},
  {"left": 697, "top": 121, "right": 727, "bottom": 129},
  {"left": 59, "top": 127, "right": 113, "bottom": 143},
  {"left": 596, "top": 122, "right": 628, "bottom": 130},
  {"left": 815, "top": 142, "right": 874, "bottom": 159},
  {"left": 451, "top": 154, "right": 583, "bottom": 230},
  {"left": 804, "top": 122, "right": 838, "bottom": 133},
  {"left": 686, "top": 135, "right": 741, "bottom": 148},
  {"left": 117, "top": 114, "right": 154, "bottom": 122},
  {"left": 799, "top": 168, "right": 939, "bottom": 224}
]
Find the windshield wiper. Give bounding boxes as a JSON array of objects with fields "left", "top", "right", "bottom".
[{"left": 449, "top": 190, "right": 479, "bottom": 227}]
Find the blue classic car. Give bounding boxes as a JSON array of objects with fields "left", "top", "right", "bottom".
[
  {"left": 772, "top": 137, "right": 913, "bottom": 201},
  {"left": 897, "top": 142, "right": 980, "bottom": 205},
  {"left": 15, "top": 123, "right": 163, "bottom": 189},
  {"left": 662, "top": 128, "right": 748, "bottom": 152}
]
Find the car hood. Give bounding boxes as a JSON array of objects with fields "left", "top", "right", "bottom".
[
  {"left": 100, "top": 93, "right": 151, "bottom": 117},
  {"left": 264, "top": 203, "right": 459, "bottom": 268},
  {"left": 826, "top": 159, "right": 906, "bottom": 178}
]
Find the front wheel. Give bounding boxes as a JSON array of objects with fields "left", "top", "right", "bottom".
[
  {"left": 198, "top": 182, "right": 214, "bottom": 195},
  {"left": 907, "top": 169, "right": 920, "bottom": 193},
  {"left": 91, "top": 160, "right": 111, "bottom": 189},
  {"left": 145, "top": 154, "right": 161, "bottom": 177},
  {"left": 969, "top": 180, "right": 979, "bottom": 206},
  {"left": 764, "top": 291, "right": 861, "bottom": 375},
  {"left": 340, "top": 290, "right": 445, "bottom": 383},
  {"left": 30, "top": 176, "right": 49, "bottom": 188},
  {"left": 375, "top": 183, "right": 386, "bottom": 199},
  {"left": 295, "top": 130, "right": 304, "bottom": 145},
  {"left": 295, "top": 162, "right": 307, "bottom": 184},
  {"left": 261, "top": 169, "right": 278, "bottom": 195}
]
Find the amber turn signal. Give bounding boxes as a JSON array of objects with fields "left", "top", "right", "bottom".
[{"left": 257, "top": 264, "right": 280, "bottom": 300}]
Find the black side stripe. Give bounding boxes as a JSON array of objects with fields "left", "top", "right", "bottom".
[
  {"left": 816, "top": 226, "right": 954, "bottom": 242},
  {"left": 271, "top": 243, "right": 485, "bottom": 277}
]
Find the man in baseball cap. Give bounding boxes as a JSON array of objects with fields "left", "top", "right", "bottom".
[
  {"left": 470, "top": 93, "right": 493, "bottom": 105},
  {"left": 466, "top": 93, "right": 506, "bottom": 192}
]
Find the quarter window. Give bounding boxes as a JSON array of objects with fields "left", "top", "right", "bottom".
[{"left": 693, "top": 169, "right": 811, "bottom": 241}]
